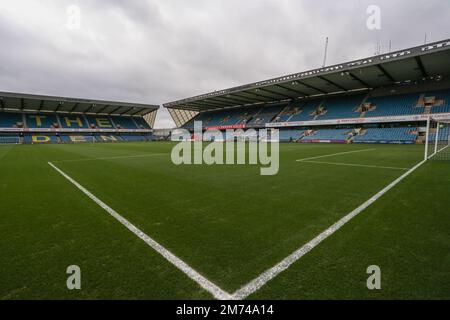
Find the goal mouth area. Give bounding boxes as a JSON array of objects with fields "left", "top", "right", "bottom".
[{"left": 425, "top": 117, "right": 450, "bottom": 161}]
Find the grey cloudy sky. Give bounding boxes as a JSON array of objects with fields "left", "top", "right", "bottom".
[{"left": 0, "top": 0, "right": 449, "bottom": 128}]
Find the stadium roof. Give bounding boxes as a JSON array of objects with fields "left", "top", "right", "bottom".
[
  {"left": 164, "top": 38, "right": 450, "bottom": 112},
  {"left": 0, "top": 91, "right": 159, "bottom": 116}
]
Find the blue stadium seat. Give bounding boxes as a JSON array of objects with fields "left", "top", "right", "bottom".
[
  {"left": 289, "top": 100, "right": 322, "bottom": 122},
  {"left": 134, "top": 117, "right": 152, "bottom": 129},
  {"left": 279, "top": 130, "right": 304, "bottom": 142},
  {"left": 247, "top": 104, "right": 286, "bottom": 126},
  {"left": 59, "top": 115, "right": 89, "bottom": 128},
  {"left": 111, "top": 116, "right": 138, "bottom": 129},
  {"left": 353, "top": 127, "right": 418, "bottom": 143},
  {"left": 364, "top": 93, "right": 422, "bottom": 117},
  {"left": 428, "top": 125, "right": 450, "bottom": 142},
  {"left": 23, "top": 134, "right": 58, "bottom": 144},
  {"left": 120, "top": 135, "right": 147, "bottom": 142},
  {"left": 26, "top": 114, "right": 59, "bottom": 129},
  {"left": 60, "top": 135, "right": 96, "bottom": 143},
  {"left": 301, "top": 129, "right": 351, "bottom": 141},
  {"left": 0, "top": 112, "right": 24, "bottom": 128},
  {"left": 318, "top": 95, "right": 365, "bottom": 120},
  {"left": 0, "top": 134, "right": 21, "bottom": 144},
  {"left": 85, "top": 116, "right": 115, "bottom": 129},
  {"left": 426, "top": 90, "right": 450, "bottom": 114}
]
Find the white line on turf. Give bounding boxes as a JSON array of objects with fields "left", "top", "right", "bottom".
[
  {"left": 300, "top": 160, "right": 409, "bottom": 171},
  {"left": 231, "top": 159, "right": 427, "bottom": 300},
  {"left": 48, "top": 153, "right": 427, "bottom": 300},
  {"left": 296, "top": 148, "right": 376, "bottom": 162},
  {"left": 47, "top": 161, "right": 232, "bottom": 300},
  {"left": 52, "top": 153, "right": 168, "bottom": 163}
]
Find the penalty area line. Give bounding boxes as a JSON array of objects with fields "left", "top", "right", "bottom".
[
  {"left": 231, "top": 159, "right": 427, "bottom": 300},
  {"left": 51, "top": 153, "right": 169, "bottom": 164},
  {"left": 296, "top": 148, "right": 376, "bottom": 162},
  {"left": 299, "top": 160, "right": 410, "bottom": 171},
  {"left": 47, "top": 161, "right": 232, "bottom": 300}
]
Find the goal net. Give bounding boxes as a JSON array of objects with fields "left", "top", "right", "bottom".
[
  {"left": 425, "top": 117, "right": 450, "bottom": 161},
  {"left": 0, "top": 136, "right": 20, "bottom": 144}
]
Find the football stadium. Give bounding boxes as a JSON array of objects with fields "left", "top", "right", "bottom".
[
  {"left": 1, "top": 1, "right": 449, "bottom": 308},
  {"left": 1, "top": 39, "right": 450, "bottom": 301}
]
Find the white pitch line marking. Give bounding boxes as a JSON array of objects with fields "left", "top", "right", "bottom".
[
  {"left": 48, "top": 161, "right": 232, "bottom": 300},
  {"left": 300, "top": 160, "right": 409, "bottom": 171},
  {"left": 52, "top": 153, "right": 168, "bottom": 164},
  {"left": 48, "top": 151, "right": 426, "bottom": 300},
  {"left": 231, "top": 159, "right": 426, "bottom": 300},
  {"left": 296, "top": 148, "right": 376, "bottom": 162}
]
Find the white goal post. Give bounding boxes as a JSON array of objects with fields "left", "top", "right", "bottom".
[{"left": 425, "top": 116, "right": 450, "bottom": 161}]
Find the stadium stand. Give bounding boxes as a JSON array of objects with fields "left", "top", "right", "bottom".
[
  {"left": 287, "top": 100, "right": 321, "bottom": 122},
  {"left": 320, "top": 95, "right": 366, "bottom": 120},
  {"left": 275, "top": 127, "right": 418, "bottom": 144},
  {"left": 362, "top": 93, "right": 422, "bottom": 117},
  {"left": 111, "top": 116, "right": 139, "bottom": 129},
  {"left": 0, "top": 92, "right": 157, "bottom": 144},
  {"left": 301, "top": 129, "right": 351, "bottom": 142},
  {"left": 164, "top": 39, "right": 450, "bottom": 146},
  {"left": 177, "top": 87, "right": 450, "bottom": 145},
  {"left": 0, "top": 113, "right": 153, "bottom": 132},
  {"left": 58, "top": 135, "right": 91, "bottom": 143},
  {"left": 428, "top": 124, "right": 450, "bottom": 142},
  {"left": 0, "top": 112, "right": 24, "bottom": 128},
  {"left": 247, "top": 104, "right": 285, "bottom": 126},
  {"left": 134, "top": 117, "right": 152, "bottom": 129},
  {"left": 352, "top": 127, "right": 418, "bottom": 144},
  {"left": 25, "top": 114, "right": 60, "bottom": 129},
  {"left": 119, "top": 134, "right": 147, "bottom": 142},
  {"left": 59, "top": 115, "right": 89, "bottom": 129},
  {"left": 24, "top": 134, "right": 59, "bottom": 144},
  {"left": 182, "top": 89, "right": 450, "bottom": 129},
  {"left": 279, "top": 129, "right": 304, "bottom": 142},
  {"left": 0, "top": 134, "right": 21, "bottom": 144},
  {"left": 421, "top": 89, "right": 450, "bottom": 114},
  {"left": 85, "top": 116, "right": 115, "bottom": 129}
]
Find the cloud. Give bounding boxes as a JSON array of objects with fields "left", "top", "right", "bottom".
[{"left": 0, "top": 0, "right": 449, "bottom": 128}]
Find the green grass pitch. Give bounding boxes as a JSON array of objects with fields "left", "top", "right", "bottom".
[{"left": 0, "top": 142, "right": 449, "bottom": 299}]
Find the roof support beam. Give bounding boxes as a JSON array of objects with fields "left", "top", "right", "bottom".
[
  {"left": 188, "top": 101, "right": 225, "bottom": 109},
  {"left": 121, "top": 107, "right": 135, "bottom": 115},
  {"left": 167, "top": 106, "right": 192, "bottom": 112},
  {"left": 87, "top": 104, "right": 98, "bottom": 114},
  {"left": 110, "top": 106, "right": 123, "bottom": 115},
  {"left": 235, "top": 92, "right": 272, "bottom": 103},
  {"left": 297, "top": 81, "right": 327, "bottom": 94},
  {"left": 258, "top": 87, "right": 296, "bottom": 99},
  {"left": 318, "top": 76, "right": 348, "bottom": 91},
  {"left": 130, "top": 108, "right": 144, "bottom": 116},
  {"left": 376, "top": 64, "right": 396, "bottom": 82},
  {"left": 21, "top": 98, "right": 25, "bottom": 111},
  {"left": 167, "top": 108, "right": 182, "bottom": 127},
  {"left": 97, "top": 105, "right": 110, "bottom": 114},
  {"left": 210, "top": 96, "right": 253, "bottom": 105},
  {"left": 225, "top": 95, "right": 256, "bottom": 103},
  {"left": 248, "top": 89, "right": 280, "bottom": 100},
  {"left": 70, "top": 103, "right": 79, "bottom": 113},
  {"left": 38, "top": 100, "right": 44, "bottom": 112},
  {"left": 202, "top": 99, "right": 235, "bottom": 107},
  {"left": 55, "top": 102, "right": 63, "bottom": 112},
  {"left": 347, "top": 72, "right": 371, "bottom": 87},
  {"left": 415, "top": 56, "right": 428, "bottom": 78},
  {"left": 276, "top": 84, "right": 307, "bottom": 97}
]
